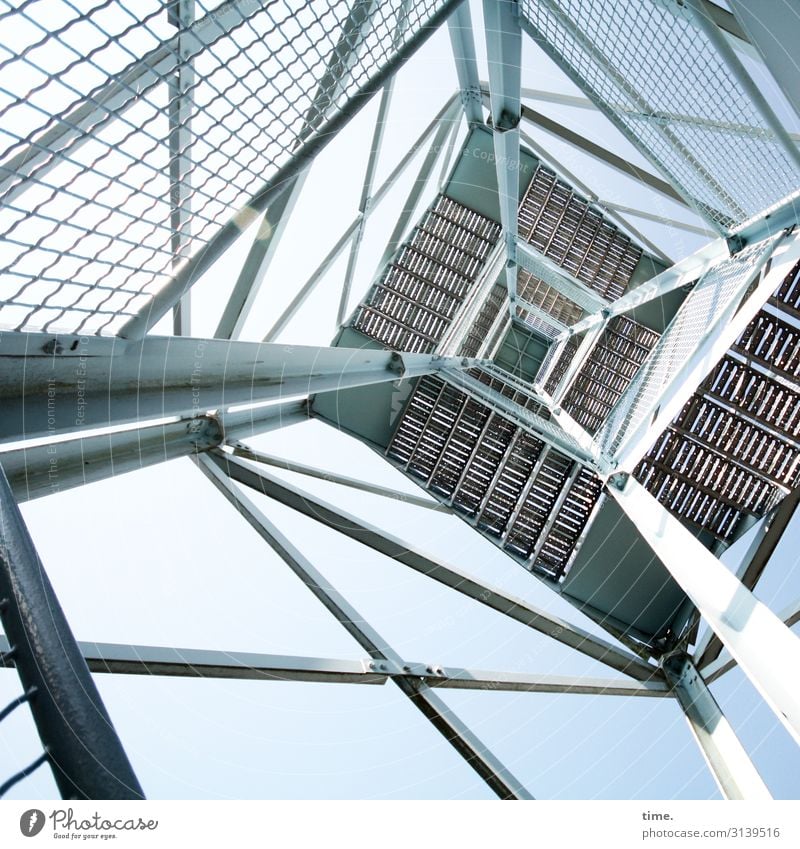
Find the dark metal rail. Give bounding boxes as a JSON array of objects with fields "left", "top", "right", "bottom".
[{"left": 0, "top": 464, "right": 143, "bottom": 799}]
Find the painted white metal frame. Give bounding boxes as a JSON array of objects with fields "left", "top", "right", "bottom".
[{"left": 610, "top": 475, "right": 800, "bottom": 746}]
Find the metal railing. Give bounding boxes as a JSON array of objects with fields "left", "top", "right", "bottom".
[{"left": 0, "top": 0, "right": 457, "bottom": 336}]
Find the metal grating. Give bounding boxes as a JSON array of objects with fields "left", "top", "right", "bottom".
[
  {"left": 540, "top": 338, "right": 578, "bottom": 396},
  {"left": 596, "top": 237, "right": 777, "bottom": 459},
  {"left": 519, "top": 0, "right": 800, "bottom": 233},
  {"left": 352, "top": 195, "right": 501, "bottom": 352},
  {"left": 632, "top": 260, "right": 800, "bottom": 542},
  {"left": 516, "top": 267, "right": 582, "bottom": 339},
  {"left": 387, "top": 373, "right": 602, "bottom": 579},
  {"left": 562, "top": 316, "right": 660, "bottom": 434},
  {"left": 518, "top": 164, "right": 642, "bottom": 301},
  {"left": 0, "top": 0, "right": 454, "bottom": 335},
  {"left": 457, "top": 280, "right": 508, "bottom": 358}
]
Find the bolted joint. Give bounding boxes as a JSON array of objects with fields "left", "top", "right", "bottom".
[
  {"left": 726, "top": 234, "right": 747, "bottom": 255},
  {"left": 607, "top": 471, "right": 629, "bottom": 491},
  {"left": 387, "top": 351, "right": 406, "bottom": 377},
  {"left": 660, "top": 651, "right": 692, "bottom": 685},
  {"left": 493, "top": 109, "right": 520, "bottom": 133},
  {"left": 186, "top": 414, "right": 225, "bottom": 451},
  {"left": 41, "top": 338, "right": 64, "bottom": 355}
]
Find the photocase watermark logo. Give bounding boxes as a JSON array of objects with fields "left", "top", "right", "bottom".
[
  {"left": 19, "top": 809, "right": 45, "bottom": 837},
  {"left": 16, "top": 808, "right": 159, "bottom": 839}
]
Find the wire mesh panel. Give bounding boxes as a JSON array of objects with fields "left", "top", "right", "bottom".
[
  {"left": 519, "top": 0, "right": 800, "bottom": 233},
  {"left": 352, "top": 195, "right": 501, "bottom": 352},
  {"left": 0, "top": 0, "right": 455, "bottom": 335},
  {"left": 595, "top": 237, "right": 777, "bottom": 460}
]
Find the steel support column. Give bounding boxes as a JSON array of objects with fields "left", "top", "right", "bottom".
[
  {"left": 0, "top": 465, "right": 144, "bottom": 799},
  {"left": 197, "top": 454, "right": 533, "bottom": 800},
  {"left": 337, "top": 83, "right": 395, "bottom": 327},
  {"left": 695, "top": 487, "right": 800, "bottom": 671},
  {"left": 447, "top": 3, "right": 484, "bottom": 125},
  {"left": 663, "top": 655, "right": 771, "bottom": 800},
  {"left": 483, "top": 0, "right": 522, "bottom": 310},
  {"left": 215, "top": 172, "right": 309, "bottom": 340},
  {"left": 609, "top": 474, "right": 800, "bottom": 746},
  {"left": 167, "top": 0, "right": 195, "bottom": 337}
]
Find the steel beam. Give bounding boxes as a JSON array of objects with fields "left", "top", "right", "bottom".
[
  {"left": 609, "top": 474, "right": 800, "bottom": 746},
  {"left": 695, "top": 488, "right": 800, "bottom": 671},
  {"left": 229, "top": 443, "right": 451, "bottom": 513},
  {"left": 1, "top": 415, "right": 223, "bottom": 502},
  {"left": 0, "top": 636, "right": 670, "bottom": 697},
  {"left": 482, "top": 0, "right": 522, "bottom": 309},
  {"left": 0, "top": 465, "right": 143, "bottom": 799},
  {"left": 519, "top": 85, "right": 800, "bottom": 144},
  {"left": 263, "top": 93, "right": 460, "bottom": 342},
  {"left": 663, "top": 655, "right": 771, "bottom": 800},
  {"left": 208, "top": 449, "right": 660, "bottom": 682},
  {"left": 197, "top": 454, "right": 533, "bottom": 800},
  {"left": 119, "top": 0, "right": 464, "bottom": 340},
  {"left": 337, "top": 83, "right": 395, "bottom": 327},
  {"left": 598, "top": 202, "right": 717, "bottom": 239},
  {"left": 447, "top": 3, "right": 484, "bottom": 126},
  {"left": 0, "top": 332, "right": 481, "bottom": 443},
  {"left": 167, "top": 0, "right": 196, "bottom": 337},
  {"left": 219, "top": 399, "right": 312, "bottom": 442},
  {"left": 514, "top": 102, "right": 687, "bottom": 207},
  {"left": 215, "top": 172, "right": 309, "bottom": 340}
]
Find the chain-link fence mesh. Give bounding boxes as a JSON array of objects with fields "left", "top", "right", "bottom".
[
  {"left": 0, "top": 0, "right": 453, "bottom": 335},
  {"left": 519, "top": 0, "right": 800, "bottom": 235}
]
